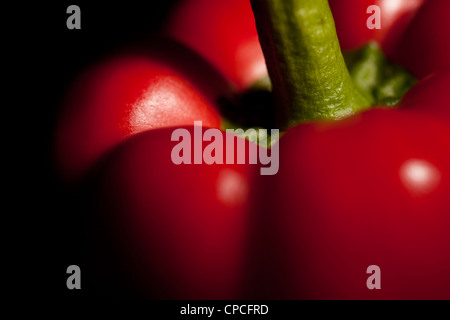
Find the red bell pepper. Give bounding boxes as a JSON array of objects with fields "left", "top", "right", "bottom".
[
  {"left": 329, "top": 0, "right": 426, "bottom": 53},
  {"left": 55, "top": 41, "right": 229, "bottom": 181},
  {"left": 400, "top": 69, "right": 450, "bottom": 123},
  {"left": 388, "top": 0, "right": 450, "bottom": 78},
  {"left": 247, "top": 0, "right": 450, "bottom": 299},
  {"left": 55, "top": 0, "right": 450, "bottom": 299},
  {"left": 91, "top": 127, "right": 258, "bottom": 299},
  {"left": 330, "top": 0, "right": 450, "bottom": 78},
  {"left": 250, "top": 107, "right": 450, "bottom": 299}
]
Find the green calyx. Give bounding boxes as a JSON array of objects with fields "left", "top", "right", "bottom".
[{"left": 344, "top": 41, "right": 417, "bottom": 106}]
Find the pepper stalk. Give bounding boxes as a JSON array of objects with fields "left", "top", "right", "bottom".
[{"left": 250, "top": 0, "right": 371, "bottom": 128}]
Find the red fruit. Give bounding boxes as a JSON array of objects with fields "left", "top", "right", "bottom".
[
  {"left": 93, "top": 127, "right": 258, "bottom": 299},
  {"left": 165, "top": 0, "right": 267, "bottom": 89},
  {"left": 400, "top": 69, "right": 450, "bottom": 124},
  {"left": 329, "top": 0, "right": 425, "bottom": 53},
  {"left": 55, "top": 43, "right": 228, "bottom": 182},
  {"left": 250, "top": 109, "right": 450, "bottom": 299},
  {"left": 389, "top": 0, "right": 450, "bottom": 78}
]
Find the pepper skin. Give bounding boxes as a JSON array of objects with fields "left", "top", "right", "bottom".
[
  {"left": 55, "top": 42, "right": 229, "bottom": 182},
  {"left": 400, "top": 69, "right": 450, "bottom": 123},
  {"left": 251, "top": 107, "right": 450, "bottom": 299},
  {"left": 329, "top": 0, "right": 450, "bottom": 79},
  {"left": 329, "top": 0, "right": 426, "bottom": 53},
  {"left": 90, "top": 127, "right": 258, "bottom": 299},
  {"left": 388, "top": 0, "right": 450, "bottom": 78},
  {"left": 164, "top": 0, "right": 267, "bottom": 90}
]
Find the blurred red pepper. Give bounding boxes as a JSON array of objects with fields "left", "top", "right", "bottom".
[
  {"left": 55, "top": 41, "right": 230, "bottom": 181},
  {"left": 330, "top": 0, "right": 450, "bottom": 78},
  {"left": 329, "top": 0, "right": 426, "bottom": 52},
  {"left": 92, "top": 127, "right": 258, "bottom": 299},
  {"left": 164, "top": 0, "right": 267, "bottom": 90},
  {"left": 54, "top": 0, "right": 450, "bottom": 299},
  {"left": 388, "top": 0, "right": 450, "bottom": 78},
  {"left": 400, "top": 69, "right": 450, "bottom": 123}
]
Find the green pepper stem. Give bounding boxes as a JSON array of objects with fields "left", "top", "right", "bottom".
[{"left": 250, "top": 0, "right": 371, "bottom": 128}]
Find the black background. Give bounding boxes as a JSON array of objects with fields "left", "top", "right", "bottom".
[{"left": 17, "top": 1, "right": 179, "bottom": 299}]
